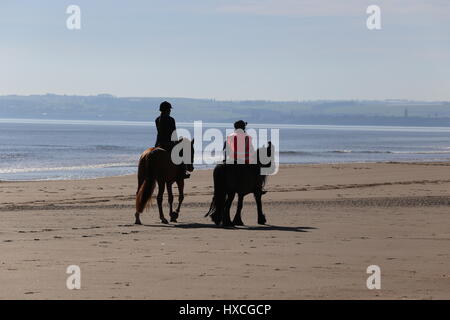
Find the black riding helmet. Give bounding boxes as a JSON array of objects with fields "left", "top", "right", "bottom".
[
  {"left": 159, "top": 101, "right": 172, "bottom": 112},
  {"left": 234, "top": 120, "right": 247, "bottom": 130}
]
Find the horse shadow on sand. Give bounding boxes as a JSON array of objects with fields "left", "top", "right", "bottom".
[{"left": 139, "top": 222, "right": 316, "bottom": 233}]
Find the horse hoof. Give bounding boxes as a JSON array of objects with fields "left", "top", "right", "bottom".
[
  {"left": 161, "top": 218, "right": 169, "bottom": 224},
  {"left": 210, "top": 213, "right": 221, "bottom": 226},
  {"left": 223, "top": 221, "right": 234, "bottom": 228},
  {"left": 169, "top": 211, "right": 179, "bottom": 222},
  {"left": 134, "top": 213, "right": 142, "bottom": 225},
  {"left": 258, "top": 215, "right": 267, "bottom": 224},
  {"left": 233, "top": 220, "right": 244, "bottom": 226}
]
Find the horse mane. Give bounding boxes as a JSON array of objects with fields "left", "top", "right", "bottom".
[{"left": 139, "top": 147, "right": 159, "bottom": 161}]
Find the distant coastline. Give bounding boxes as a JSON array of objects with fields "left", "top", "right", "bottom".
[{"left": 1, "top": 94, "right": 450, "bottom": 126}]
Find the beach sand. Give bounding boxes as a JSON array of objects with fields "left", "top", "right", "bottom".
[{"left": 1, "top": 162, "right": 449, "bottom": 299}]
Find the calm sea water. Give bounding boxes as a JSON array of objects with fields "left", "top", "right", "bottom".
[{"left": 2, "top": 118, "right": 450, "bottom": 181}]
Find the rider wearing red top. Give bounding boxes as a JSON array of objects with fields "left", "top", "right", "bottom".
[
  {"left": 225, "top": 120, "right": 255, "bottom": 164},
  {"left": 224, "top": 120, "right": 266, "bottom": 194}
]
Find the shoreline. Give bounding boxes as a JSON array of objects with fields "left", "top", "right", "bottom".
[{"left": 3, "top": 159, "right": 450, "bottom": 183}]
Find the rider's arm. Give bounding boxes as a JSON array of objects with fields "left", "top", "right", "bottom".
[{"left": 170, "top": 117, "right": 178, "bottom": 141}]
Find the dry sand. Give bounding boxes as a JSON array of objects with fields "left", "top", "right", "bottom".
[{"left": 1, "top": 162, "right": 449, "bottom": 299}]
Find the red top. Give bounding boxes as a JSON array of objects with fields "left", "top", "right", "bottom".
[{"left": 226, "top": 131, "right": 254, "bottom": 163}]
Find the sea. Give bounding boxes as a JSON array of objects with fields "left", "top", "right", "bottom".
[{"left": 2, "top": 118, "right": 450, "bottom": 181}]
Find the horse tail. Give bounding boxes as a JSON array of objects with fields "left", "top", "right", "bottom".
[
  {"left": 136, "top": 147, "right": 162, "bottom": 213},
  {"left": 205, "top": 165, "right": 226, "bottom": 225},
  {"left": 136, "top": 177, "right": 156, "bottom": 213},
  {"left": 205, "top": 192, "right": 226, "bottom": 218},
  {"left": 136, "top": 154, "right": 147, "bottom": 195}
]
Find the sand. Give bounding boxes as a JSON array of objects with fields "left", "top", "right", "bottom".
[{"left": 1, "top": 162, "right": 449, "bottom": 299}]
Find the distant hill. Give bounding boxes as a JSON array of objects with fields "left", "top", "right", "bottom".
[{"left": 1, "top": 94, "right": 450, "bottom": 126}]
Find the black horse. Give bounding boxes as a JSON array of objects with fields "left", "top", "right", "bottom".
[{"left": 205, "top": 142, "right": 275, "bottom": 227}]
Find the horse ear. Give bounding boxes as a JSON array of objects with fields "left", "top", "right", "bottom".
[{"left": 191, "top": 139, "right": 195, "bottom": 144}]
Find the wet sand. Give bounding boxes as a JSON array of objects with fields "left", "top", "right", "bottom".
[{"left": 1, "top": 162, "right": 449, "bottom": 299}]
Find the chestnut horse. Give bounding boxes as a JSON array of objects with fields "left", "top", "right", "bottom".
[{"left": 134, "top": 138, "right": 194, "bottom": 225}]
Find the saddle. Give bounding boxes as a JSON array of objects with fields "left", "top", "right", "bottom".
[{"left": 150, "top": 146, "right": 190, "bottom": 180}]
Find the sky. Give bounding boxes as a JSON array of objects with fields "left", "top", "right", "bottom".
[{"left": 0, "top": 0, "right": 449, "bottom": 101}]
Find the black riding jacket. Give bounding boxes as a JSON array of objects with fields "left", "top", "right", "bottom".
[{"left": 155, "top": 114, "right": 177, "bottom": 149}]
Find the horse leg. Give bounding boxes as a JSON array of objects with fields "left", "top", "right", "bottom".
[
  {"left": 135, "top": 212, "right": 142, "bottom": 225},
  {"left": 254, "top": 192, "right": 266, "bottom": 225},
  {"left": 157, "top": 180, "right": 168, "bottom": 224},
  {"left": 173, "top": 179, "right": 184, "bottom": 222},
  {"left": 167, "top": 182, "right": 176, "bottom": 222},
  {"left": 223, "top": 192, "right": 235, "bottom": 227},
  {"left": 232, "top": 194, "right": 245, "bottom": 226}
]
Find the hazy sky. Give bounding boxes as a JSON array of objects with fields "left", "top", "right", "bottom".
[{"left": 1, "top": 0, "right": 449, "bottom": 100}]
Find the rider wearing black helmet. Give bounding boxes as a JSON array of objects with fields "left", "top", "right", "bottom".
[
  {"left": 155, "top": 101, "right": 176, "bottom": 150},
  {"left": 224, "top": 120, "right": 254, "bottom": 163},
  {"left": 155, "top": 101, "right": 190, "bottom": 179},
  {"left": 234, "top": 120, "right": 247, "bottom": 130},
  {"left": 224, "top": 120, "right": 266, "bottom": 194}
]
